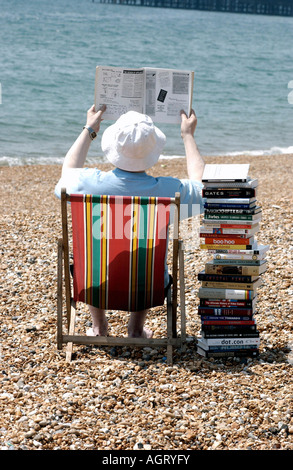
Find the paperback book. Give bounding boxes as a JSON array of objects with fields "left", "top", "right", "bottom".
[{"left": 204, "top": 260, "right": 267, "bottom": 276}]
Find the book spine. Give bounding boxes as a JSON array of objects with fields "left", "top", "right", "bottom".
[
  {"left": 200, "top": 237, "right": 254, "bottom": 245},
  {"left": 200, "top": 281, "right": 259, "bottom": 289},
  {"left": 202, "top": 177, "right": 249, "bottom": 182},
  {"left": 198, "top": 307, "right": 254, "bottom": 316},
  {"left": 199, "top": 337, "right": 260, "bottom": 346},
  {"left": 200, "top": 227, "right": 257, "bottom": 235},
  {"left": 196, "top": 347, "right": 259, "bottom": 358},
  {"left": 198, "top": 273, "right": 256, "bottom": 283},
  {"left": 212, "top": 259, "right": 263, "bottom": 265},
  {"left": 201, "top": 320, "right": 256, "bottom": 325},
  {"left": 200, "top": 233, "right": 254, "bottom": 239},
  {"left": 203, "top": 219, "right": 261, "bottom": 226},
  {"left": 201, "top": 330, "right": 259, "bottom": 337},
  {"left": 202, "top": 179, "right": 258, "bottom": 189},
  {"left": 200, "top": 244, "right": 255, "bottom": 250},
  {"left": 201, "top": 344, "right": 259, "bottom": 351},
  {"left": 212, "top": 252, "right": 263, "bottom": 259},
  {"left": 212, "top": 247, "right": 261, "bottom": 254},
  {"left": 199, "top": 287, "right": 255, "bottom": 299},
  {"left": 199, "top": 298, "right": 254, "bottom": 307},
  {"left": 205, "top": 213, "right": 260, "bottom": 220},
  {"left": 201, "top": 325, "right": 257, "bottom": 333},
  {"left": 203, "top": 189, "right": 256, "bottom": 197},
  {"left": 204, "top": 206, "right": 258, "bottom": 212},
  {"left": 200, "top": 316, "right": 253, "bottom": 321},
  {"left": 204, "top": 197, "right": 255, "bottom": 204},
  {"left": 205, "top": 263, "right": 264, "bottom": 275},
  {"left": 203, "top": 222, "right": 258, "bottom": 229}
]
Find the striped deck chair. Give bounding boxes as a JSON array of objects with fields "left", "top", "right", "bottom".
[{"left": 57, "top": 188, "right": 186, "bottom": 364}]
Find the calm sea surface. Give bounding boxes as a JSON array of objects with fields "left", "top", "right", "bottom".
[{"left": 0, "top": 0, "right": 293, "bottom": 165}]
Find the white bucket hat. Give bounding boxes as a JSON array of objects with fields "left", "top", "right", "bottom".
[{"left": 101, "top": 111, "right": 166, "bottom": 171}]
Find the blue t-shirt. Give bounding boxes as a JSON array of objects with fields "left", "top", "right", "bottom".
[
  {"left": 55, "top": 167, "right": 204, "bottom": 287},
  {"left": 55, "top": 167, "right": 204, "bottom": 218}
]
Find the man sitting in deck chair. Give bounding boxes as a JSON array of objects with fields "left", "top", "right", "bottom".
[{"left": 55, "top": 104, "right": 205, "bottom": 339}]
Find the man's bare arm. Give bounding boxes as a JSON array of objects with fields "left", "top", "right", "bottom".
[
  {"left": 62, "top": 105, "right": 106, "bottom": 175},
  {"left": 180, "top": 109, "right": 205, "bottom": 182}
]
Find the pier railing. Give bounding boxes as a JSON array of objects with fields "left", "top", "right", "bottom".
[{"left": 97, "top": 0, "right": 293, "bottom": 16}]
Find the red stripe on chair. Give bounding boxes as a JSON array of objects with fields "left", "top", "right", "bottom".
[
  {"left": 70, "top": 194, "right": 86, "bottom": 304},
  {"left": 106, "top": 196, "right": 132, "bottom": 310},
  {"left": 152, "top": 199, "right": 171, "bottom": 307}
]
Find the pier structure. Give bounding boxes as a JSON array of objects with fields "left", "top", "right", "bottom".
[{"left": 97, "top": 0, "right": 293, "bottom": 16}]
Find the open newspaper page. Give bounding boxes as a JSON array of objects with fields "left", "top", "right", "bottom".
[
  {"left": 144, "top": 68, "right": 194, "bottom": 124},
  {"left": 95, "top": 66, "right": 145, "bottom": 120},
  {"left": 95, "top": 66, "right": 194, "bottom": 123}
]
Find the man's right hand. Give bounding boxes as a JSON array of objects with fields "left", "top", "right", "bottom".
[
  {"left": 180, "top": 109, "right": 197, "bottom": 139},
  {"left": 86, "top": 104, "right": 107, "bottom": 133}
]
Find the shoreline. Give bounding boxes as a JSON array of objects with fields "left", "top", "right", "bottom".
[
  {"left": 1, "top": 148, "right": 293, "bottom": 167},
  {"left": 1, "top": 153, "right": 293, "bottom": 450}
]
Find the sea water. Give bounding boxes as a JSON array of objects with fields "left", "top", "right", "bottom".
[{"left": 0, "top": 0, "right": 293, "bottom": 166}]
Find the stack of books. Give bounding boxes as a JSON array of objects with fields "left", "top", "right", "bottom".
[{"left": 196, "top": 164, "right": 269, "bottom": 359}]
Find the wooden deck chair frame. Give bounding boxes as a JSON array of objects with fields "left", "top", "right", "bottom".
[{"left": 57, "top": 188, "right": 186, "bottom": 365}]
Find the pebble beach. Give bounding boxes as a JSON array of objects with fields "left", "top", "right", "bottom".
[{"left": 1, "top": 153, "right": 292, "bottom": 451}]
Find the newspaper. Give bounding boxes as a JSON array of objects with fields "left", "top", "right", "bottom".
[{"left": 94, "top": 66, "right": 194, "bottom": 124}]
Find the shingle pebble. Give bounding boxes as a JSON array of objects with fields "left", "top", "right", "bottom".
[{"left": 0, "top": 155, "right": 292, "bottom": 450}]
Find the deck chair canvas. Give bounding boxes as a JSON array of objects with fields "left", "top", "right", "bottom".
[{"left": 57, "top": 188, "right": 186, "bottom": 364}]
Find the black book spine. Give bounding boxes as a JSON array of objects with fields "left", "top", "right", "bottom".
[
  {"left": 198, "top": 272, "right": 255, "bottom": 283},
  {"left": 203, "top": 188, "right": 256, "bottom": 197}
]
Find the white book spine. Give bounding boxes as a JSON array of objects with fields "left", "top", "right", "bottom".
[{"left": 199, "top": 336, "right": 260, "bottom": 346}]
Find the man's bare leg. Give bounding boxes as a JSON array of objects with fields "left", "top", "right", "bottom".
[
  {"left": 87, "top": 305, "right": 108, "bottom": 336},
  {"left": 128, "top": 310, "right": 153, "bottom": 338}
]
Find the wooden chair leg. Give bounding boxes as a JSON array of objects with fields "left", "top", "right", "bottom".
[
  {"left": 66, "top": 300, "right": 77, "bottom": 363},
  {"left": 167, "top": 287, "right": 173, "bottom": 365},
  {"left": 179, "top": 241, "right": 186, "bottom": 351},
  {"left": 57, "top": 239, "right": 63, "bottom": 350}
]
